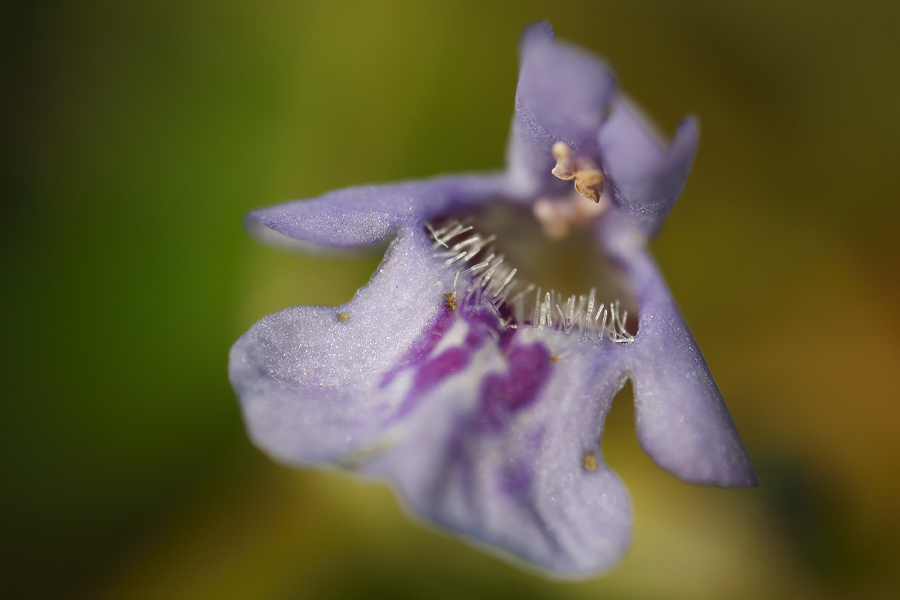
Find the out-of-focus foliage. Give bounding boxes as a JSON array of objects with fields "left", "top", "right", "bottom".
[{"left": 2, "top": 1, "right": 898, "bottom": 598}]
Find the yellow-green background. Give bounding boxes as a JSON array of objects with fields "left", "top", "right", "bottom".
[{"left": 3, "top": 1, "right": 898, "bottom": 598}]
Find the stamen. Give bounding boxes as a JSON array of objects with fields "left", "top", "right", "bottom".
[{"left": 550, "top": 141, "right": 605, "bottom": 203}]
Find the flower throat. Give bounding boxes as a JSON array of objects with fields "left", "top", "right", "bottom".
[{"left": 425, "top": 205, "right": 638, "bottom": 343}]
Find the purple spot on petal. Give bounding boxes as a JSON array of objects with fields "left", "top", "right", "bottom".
[
  {"left": 414, "top": 348, "right": 469, "bottom": 394},
  {"left": 392, "top": 347, "right": 470, "bottom": 420},
  {"left": 497, "top": 326, "right": 518, "bottom": 353},
  {"left": 381, "top": 310, "right": 455, "bottom": 388},
  {"left": 461, "top": 308, "right": 503, "bottom": 350},
  {"left": 477, "top": 342, "right": 552, "bottom": 432}
]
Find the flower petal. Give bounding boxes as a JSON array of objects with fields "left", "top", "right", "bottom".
[
  {"left": 246, "top": 174, "right": 507, "bottom": 248},
  {"left": 232, "top": 219, "right": 637, "bottom": 574},
  {"left": 229, "top": 229, "right": 450, "bottom": 464},
  {"left": 598, "top": 97, "right": 699, "bottom": 236},
  {"left": 507, "top": 22, "right": 617, "bottom": 198},
  {"left": 625, "top": 253, "right": 759, "bottom": 487},
  {"left": 365, "top": 322, "right": 634, "bottom": 576}
]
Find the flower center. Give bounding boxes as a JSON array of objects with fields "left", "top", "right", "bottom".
[
  {"left": 425, "top": 204, "right": 638, "bottom": 343},
  {"left": 550, "top": 141, "right": 605, "bottom": 203}
]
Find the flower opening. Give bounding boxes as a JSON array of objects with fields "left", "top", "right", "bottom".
[{"left": 425, "top": 214, "right": 636, "bottom": 343}]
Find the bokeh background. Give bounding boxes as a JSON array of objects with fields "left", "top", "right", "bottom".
[{"left": 3, "top": 0, "right": 899, "bottom": 598}]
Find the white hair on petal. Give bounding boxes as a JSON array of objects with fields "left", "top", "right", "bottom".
[{"left": 425, "top": 218, "right": 634, "bottom": 343}]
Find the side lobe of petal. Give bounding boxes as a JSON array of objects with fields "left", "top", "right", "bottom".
[
  {"left": 625, "top": 253, "right": 759, "bottom": 487},
  {"left": 598, "top": 97, "right": 699, "bottom": 236},
  {"left": 229, "top": 229, "right": 450, "bottom": 465},
  {"left": 246, "top": 174, "right": 507, "bottom": 248},
  {"left": 507, "top": 22, "right": 617, "bottom": 198}
]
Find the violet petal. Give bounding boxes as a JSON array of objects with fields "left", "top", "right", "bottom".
[
  {"left": 626, "top": 252, "right": 759, "bottom": 487},
  {"left": 598, "top": 97, "right": 699, "bottom": 236},
  {"left": 246, "top": 174, "right": 507, "bottom": 248},
  {"left": 367, "top": 327, "right": 634, "bottom": 574},
  {"left": 507, "top": 22, "right": 617, "bottom": 198},
  {"left": 229, "top": 230, "right": 447, "bottom": 463}
]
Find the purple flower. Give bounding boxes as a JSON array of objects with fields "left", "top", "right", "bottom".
[{"left": 229, "top": 22, "right": 757, "bottom": 577}]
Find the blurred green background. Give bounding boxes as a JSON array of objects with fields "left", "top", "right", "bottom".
[{"left": 3, "top": 0, "right": 899, "bottom": 598}]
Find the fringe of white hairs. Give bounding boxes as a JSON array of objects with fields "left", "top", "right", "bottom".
[{"left": 427, "top": 220, "right": 634, "bottom": 343}]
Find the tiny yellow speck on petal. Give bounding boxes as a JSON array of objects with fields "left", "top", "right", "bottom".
[
  {"left": 582, "top": 451, "right": 598, "bottom": 471},
  {"left": 443, "top": 291, "right": 457, "bottom": 311},
  {"left": 337, "top": 312, "right": 350, "bottom": 322}
]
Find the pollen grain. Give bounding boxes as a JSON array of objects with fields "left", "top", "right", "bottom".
[{"left": 443, "top": 291, "right": 457, "bottom": 311}]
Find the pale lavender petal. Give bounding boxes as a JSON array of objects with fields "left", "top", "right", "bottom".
[
  {"left": 367, "top": 321, "right": 634, "bottom": 574},
  {"left": 625, "top": 252, "right": 758, "bottom": 487},
  {"left": 506, "top": 22, "right": 617, "bottom": 198},
  {"left": 598, "top": 97, "right": 699, "bottom": 236},
  {"left": 247, "top": 174, "right": 506, "bottom": 248},
  {"left": 233, "top": 224, "right": 637, "bottom": 573},
  {"left": 229, "top": 230, "right": 449, "bottom": 464}
]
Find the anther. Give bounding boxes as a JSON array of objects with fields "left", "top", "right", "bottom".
[{"left": 550, "top": 141, "right": 605, "bottom": 203}]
